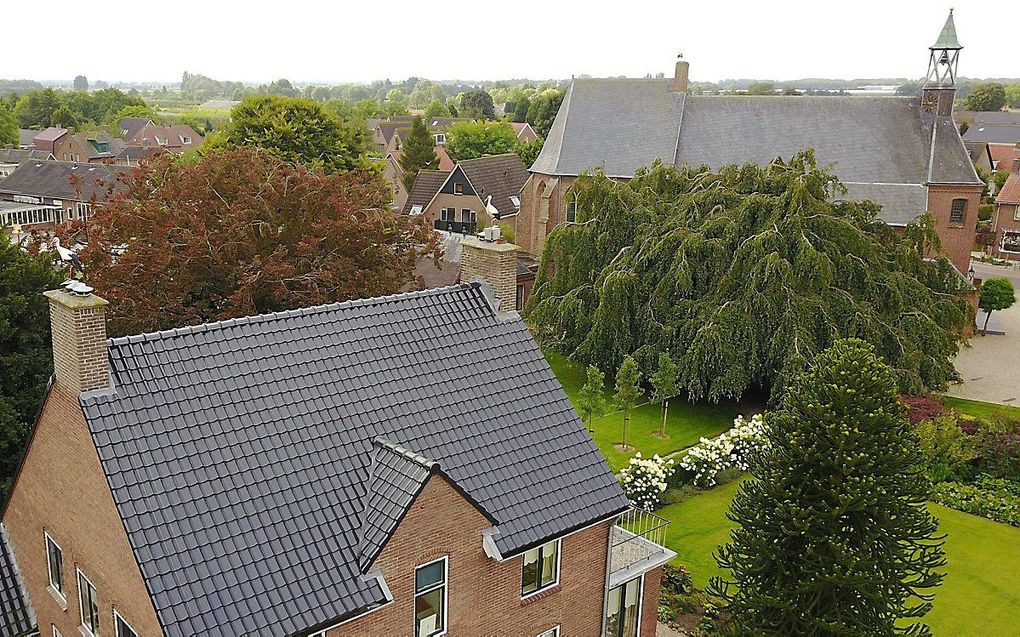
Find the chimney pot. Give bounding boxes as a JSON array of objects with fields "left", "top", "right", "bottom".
[
  {"left": 43, "top": 287, "right": 110, "bottom": 395},
  {"left": 673, "top": 58, "right": 690, "bottom": 93}
]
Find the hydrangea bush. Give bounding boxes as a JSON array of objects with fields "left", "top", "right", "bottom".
[
  {"left": 679, "top": 414, "right": 767, "bottom": 486},
  {"left": 621, "top": 452, "right": 674, "bottom": 509}
]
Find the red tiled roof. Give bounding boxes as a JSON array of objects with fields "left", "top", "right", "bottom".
[
  {"left": 989, "top": 144, "right": 1020, "bottom": 171},
  {"left": 434, "top": 146, "right": 455, "bottom": 171},
  {"left": 997, "top": 172, "right": 1020, "bottom": 205}
]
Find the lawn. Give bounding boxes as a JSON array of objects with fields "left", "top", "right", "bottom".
[
  {"left": 942, "top": 395, "right": 1020, "bottom": 421},
  {"left": 544, "top": 350, "right": 742, "bottom": 470},
  {"left": 656, "top": 481, "right": 1020, "bottom": 636}
]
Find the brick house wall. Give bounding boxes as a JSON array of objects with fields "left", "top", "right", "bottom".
[
  {"left": 52, "top": 135, "right": 91, "bottom": 163},
  {"left": 3, "top": 386, "right": 164, "bottom": 637},
  {"left": 515, "top": 173, "right": 576, "bottom": 256},
  {"left": 335, "top": 474, "right": 639, "bottom": 637},
  {"left": 926, "top": 183, "right": 983, "bottom": 273},
  {"left": 992, "top": 202, "right": 1020, "bottom": 260}
]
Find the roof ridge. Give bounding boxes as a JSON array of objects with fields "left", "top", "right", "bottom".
[
  {"left": 110, "top": 283, "right": 483, "bottom": 346},
  {"left": 372, "top": 437, "right": 437, "bottom": 469}
]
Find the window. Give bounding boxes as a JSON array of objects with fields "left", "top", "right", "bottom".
[
  {"left": 440, "top": 207, "right": 454, "bottom": 222},
  {"left": 949, "top": 198, "right": 967, "bottom": 228},
  {"left": 77, "top": 569, "right": 99, "bottom": 636},
  {"left": 1002, "top": 230, "right": 1020, "bottom": 254},
  {"left": 521, "top": 539, "right": 560, "bottom": 597},
  {"left": 461, "top": 209, "right": 476, "bottom": 225},
  {"left": 45, "top": 533, "right": 64, "bottom": 598},
  {"left": 516, "top": 285, "right": 525, "bottom": 311},
  {"left": 115, "top": 610, "right": 138, "bottom": 637},
  {"left": 537, "top": 627, "right": 560, "bottom": 637},
  {"left": 433, "top": 133, "right": 446, "bottom": 145},
  {"left": 566, "top": 196, "right": 577, "bottom": 224},
  {"left": 604, "top": 576, "right": 642, "bottom": 637},
  {"left": 414, "top": 557, "right": 447, "bottom": 637},
  {"left": 1013, "top": 205, "right": 1020, "bottom": 222},
  {"left": 52, "top": 626, "right": 62, "bottom": 637},
  {"left": 454, "top": 182, "right": 464, "bottom": 195}
]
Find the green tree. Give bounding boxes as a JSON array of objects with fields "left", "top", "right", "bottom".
[
  {"left": 526, "top": 89, "right": 563, "bottom": 137},
  {"left": 511, "top": 97, "right": 530, "bottom": 123},
  {"left": 0, "top": 234, "right": 65, "bottom": 503},
  {"left": 650, "top": 352, "right": 679, "bottom": 437},
  {"left": 993, "top": 170, "right": 1011, "bottom": 191},
  {"left": 49, "top": 105, "right": 80, "bottom": 129},
  {"left": 978, "top": 277, "right": 1016, "bottom": 335},
  {"left": 614, "top": 355, "right": 644, "bottom": 450},
  {"left": 424, "top": 99, "right": 452, "bottom": 118},
  {"left": 1006, "top": 84, "right": 1020, "bottom": 109},
  {"left": 711, "top": 339, "right": 946, "bottom": 636},
  {"left": 73, "top": 75, "right": 89, "bottom": 91},
  {"left": 398, "top": 117, "right": 439, "bottom": 190},
  {"left": 577, "top": 365, "right": 607, "bottom": 433},
  {"left": 445, "top": 120, "right": 517, "bottom": 162},
  {"left": 113, "top": 104, "right": 154, "bottom": 125},
  {"left": 227, "top": 95, "right": 366, "bottom": 173},
  {"left": 267, "top": 79, "right": 298, "bottom": 97},
  {"left": 746, "top": 82, "right": 776, "bottom": 95},
  {"left": 513, "top": 137, "right": 544, "bottom": 168},
  {"left": 458, "top": 90, "right": 496, "bottom": 119},
  {"left": 14, "top": 88, "right": 60, "bottom": 128},
  {"left": 0, "top": 102, "right": 16, "bottom": 146},
  {"left": 963, "top": 83, "right": 1007, "bottom": 111},
  {"left": 527, "top": 152, "right": 969, "bottom": 402}
]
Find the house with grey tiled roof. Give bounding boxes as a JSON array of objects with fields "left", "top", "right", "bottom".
[
  {"left": 0, "top": 279, "right": 673, "bottom": 637},
  {"left": 0, "top": 160, "right": 131, "bottom": 233},
  {"left": 518, "top": 10, "right": 983, "bottom": 274}
]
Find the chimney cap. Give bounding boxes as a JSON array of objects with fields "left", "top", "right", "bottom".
[{"left": 44, "top": 287, "right": 108, "bottom": 309}]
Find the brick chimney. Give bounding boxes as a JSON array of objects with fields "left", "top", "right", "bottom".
[
  {"left": 673, "top": 56, "right": 689, "bottom": 93},
  {"left": 459, "top": 234, "right": 519, "bottom": 312},
  {"left": 43, "top": 283, "right": 110, "bottom": 395},
  {"left": 1013, "top": 157, "right": 1020, "bottom": 173}
]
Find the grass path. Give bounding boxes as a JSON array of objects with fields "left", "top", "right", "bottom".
[
  {"left": 544, "top": 351, "right": 742, "bottom": 470},
  {"left": 654, "top": 480, "right": 1020, "bottom": 636},
  {"left": 942, "top": 395, "right": 1020, "bottom": 420}
]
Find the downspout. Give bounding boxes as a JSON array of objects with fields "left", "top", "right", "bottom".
[{"left": 599, "top": 514, "right": 621, "bottom": 637}]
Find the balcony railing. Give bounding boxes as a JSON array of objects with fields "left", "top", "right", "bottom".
[
  {"left": 608, "top": 507, "right": 675, "bottom": 587},
  {"left": 434, "top": 220, "right": 477, "bottom": 234}
]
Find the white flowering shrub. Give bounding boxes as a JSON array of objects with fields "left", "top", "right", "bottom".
[
  {"left": 679, "top": 414, "right": 767, "bottom": 486},
  {"left": 621, "top": 452, "right": 675, "bottom": 509}
]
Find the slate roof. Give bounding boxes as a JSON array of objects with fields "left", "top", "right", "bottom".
[
  {"left": 0, "top": 148, "right": 51, "bottom": 164},
  {"left": 459, "top": 154, "right": 529, "bottom": 217},
  {"left": 118, "top": 117, "right": 154, "bottom": 138},
  {"left": 0, "top": 525, "right": 35, "bottom": 637},
  {"left": 79, "top": 283, "right": 628, "bottom": 637},
  {"left": 958, "top": 111, "right": 1020, "bottom": 127},
  {"left": 837, "top": 183, "right": 928, "bottom": 226},
  {"left": 17, "top": 130, "right": 35, "bottom": 148},
  {"left": 402, "top": 169, "right": 448, "bottom": 214},
  {"left": 32, "top": 127, "right": 67, "bottom": 143},
  {"left": 533, "top": 78, "right": 981, "bottom": 224},
  {"left": 0, "top": 161, "right": 131, "bottom": 202},
  {"left": 963, "top": 124, "right": 1020, "bottom": 145},
  {"left": 997, "top": 172, "right": 1020, "bottom": 205}
]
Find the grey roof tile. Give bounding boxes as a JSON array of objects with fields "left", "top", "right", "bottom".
[
  {"left": 0, "top": 525, "right": 34, "bottom": 637},
  {"left": 0, "top": 160, "right": 131, "bottom": 202},
  {"left": 80, "top": 283, "right": 627, "bottom": 637}
]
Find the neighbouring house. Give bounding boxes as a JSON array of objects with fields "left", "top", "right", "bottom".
[
  {"left": 117, "top": 117, "right": 155, "bottom": 139},
  {"left": 0, "top": 148, "right": 53, "bottom": 180},
  {"left": 372, "top": 117, "right": 471, "bottom": 154},
  {"left": 408, "top": 153, "right": 529, "bottom": 234},
  {"left": 0, "top": 160, "right": 131, "bottom": 233},
  {"left": 0, "top": 277, "right": 672, "bottom": 637},
  {"left": 114, "top": 145, "right": 167, "bottom": 167},
  {"left": 17, "top": 129, "right": 36, "bottom": 149},
  {"left": 30, "top": 127, "right": 69, "bottom": 156},
  {"left": 960, "top": 111, "right": 1020, "bottom": 161},
  {"left": 991, "top": 159, "right": 1020, "bottom": 260},
  {"left": 989, "top": 143, "right": 1020, "bottom": 173},
  {"left": 512, "top": 122, "right": 540, "bottom": 143},
  {"left": 126, "top": 123, "right": 204, "bottom": 153},
  {"left": 54, "top": 132, "right": 127, "bottom": 164},
  {"left": 964, "top": 140, "right": 993, "bottom": 174},
  {"left": 381, "top": 147, "right": 455, "bottom": 211},
  {"left": 518, "top": 11, "right": 983, "bottom": 275}
]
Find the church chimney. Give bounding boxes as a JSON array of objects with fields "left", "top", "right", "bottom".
[
  {"left": 673, "top": 55, "right": 689, "bottom": 93},
  {"left": 922, "top": 10, "right": 962, "bottom": 116},
  {"left": 44, "top": 282, "right": 110, "bottom": 395}
]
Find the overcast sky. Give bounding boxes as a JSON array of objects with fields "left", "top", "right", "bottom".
[{"left": 5, "top": 0, "right": 1017, "bottom": 84}]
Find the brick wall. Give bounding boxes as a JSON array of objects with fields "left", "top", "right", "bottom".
[
  {"left": 460, "top": 236, "right": 519, "bottom": 313},
  {"left": 516, "top": 174, "right": 576, "bottom": 256},
  {"left": 993, "top": 202, "right": 1020, "bottom": 260},
  {"left": 3, "top": 386, "right": 164, "bottom": 637},
  {"left": 336, "top": 474, "right": 615, "bottom": 637},
  {"left": 639, "top": 567, "right": 663, "bottom": 637},
  {"left": 927, "top": 183, "right": 983, "bottom": 274},
  {"left": 43, "top": 290, "right": 110, "bottom": 396}
]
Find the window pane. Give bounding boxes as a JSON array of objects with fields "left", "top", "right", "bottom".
[
  {"left": 622, "top": 577, "right": 641, "bottom": 637},
  {"left": 47, "top": 538, "right": 62, "bottom": 593},
  {"left": 540, "top": 541, "right": 558, "bottom": 587},
  {"left": 415, "top": 561, "right": 445, "bottom": 592},
  {"left": 415, "top": 586, "right": 444, "bottom": 636},
  {"left": 78, "top": 572, "right": 99, "bottom": 633},
  {"left": 522, "top": 548, "right": 539, "bottom": 595},
  {"left": 116, "top": 615, "right": 138, "bottom": 637},
  {"left": 605, "top": 584, "right": 622, "bottom": 636}
]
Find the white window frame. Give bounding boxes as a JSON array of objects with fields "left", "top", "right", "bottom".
[
  {"left": 537, "top": 627, "right": 561, "bottom": 637},
  {"left": 604, "top": 573, "right": 644, "bottom": 637},
  {"left": 114, "top": 609, "right": 138, "bottom": 637},
  {"left": 1013, "top": 205, "right": 1020, "bottom": 222},
  {"left": 52, "top": 625, "right": 62, "bottom": 637},
  {"left": 44, "top": 532, "right": 65, "bottom": 602},
  {"left": 453, "top": 182, "right": 464, "bottom": 195},
  {"left": 413, "top": 556, "right": 448, "bottom": 637},
  {"left": 520, "top": 538, "right": 561, "bottom": 599},
  {"left": 77, "top": 568, "right": 100, "bottom": 637}
]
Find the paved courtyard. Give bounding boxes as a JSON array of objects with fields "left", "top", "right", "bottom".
[{"left": 947, "top": 260, "right": 1020, "bottom": 405}]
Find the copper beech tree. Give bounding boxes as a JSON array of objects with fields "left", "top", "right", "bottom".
[{"left": 75, "top": 147, "right": 440, "bottom": 337}]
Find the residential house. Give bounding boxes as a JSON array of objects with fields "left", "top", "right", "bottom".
[
  {"left": 54, "top": 132, "right": 127, "bottom": 164},
  {"left": 406, "top": 153, "right": 529, "bottom": 234},
  {"left": 127, "top": 123, "right": 204, "bottom": 153},
  {"left": 0, "top": 160, "right": 131, "bottom": 232},
  {"left": 518, "top": 11, "right": 983, "bottom": 275},
  {"left": 0, "top": 148, "right": 52, "bottom": 180},
  {"left": 991, "top": 159, "right": 1020, "bottom": 260},
  {"left": 964, "top": 140, "right": 993, "bottom": 175},
  {"left": 372, "top": 117, "right": 471, "bottom": 154},
  {"left": 114, "top": 145, "right": 166, "bottom": 167},
  {"left": 512, "top": 122, "right": 540, "bottom": 143},
  {"left": 117, "top": 117, "right": 155, "bottom": 139},
  {"left": 381, "top": 147, "right": 455, "bottom": 211},
  {"left": 0, "top": 274, "right": 672, "bottom": 637},
  {"left": 17, "top": 129, "right": 35, "bottom": 149},
  {"left": 989, "top": 143, "right": 1020, "bottom": 173},
  {"left": 960, "top": 111, "right": 1020, "bottom": 163},
  {"left": 30, "top": 127, "right": 69, "bottom": 156}
]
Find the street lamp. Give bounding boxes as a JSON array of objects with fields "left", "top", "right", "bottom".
[{"left": 967, "top": 266, "right": 975, "bottom": 283}]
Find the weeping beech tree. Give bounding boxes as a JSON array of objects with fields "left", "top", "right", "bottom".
[{"left": 525, "top": 152, "right": 970, "bottom": 402}]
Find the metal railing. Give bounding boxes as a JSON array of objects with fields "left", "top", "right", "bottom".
[
  {"left": 609, "top": 507, "right": 671, "bottom": 578},
  {"left": 434, "top": 220, "right": 477, "bottom": 234}
]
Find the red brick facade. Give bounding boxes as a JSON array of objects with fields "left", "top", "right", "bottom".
[{"left": 926, "top": 183, "right": 983, "bottom": 273}]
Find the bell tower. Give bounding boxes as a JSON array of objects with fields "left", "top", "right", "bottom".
[{"left": 922, "top": 9, "right": 961, "bottom": 116}]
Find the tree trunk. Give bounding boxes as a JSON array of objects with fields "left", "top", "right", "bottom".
[
  {"left": 660, "top": 399, "right": 669, "bottom": 436},
  {"left": 623, "top": 413, "right": 630, "bottom": 449},
  {"left": 982, "top": 310, "right": 992, "bottom": 336}
]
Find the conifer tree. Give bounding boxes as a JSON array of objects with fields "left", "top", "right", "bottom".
[
  {"left": 711, "top": 339, "right": 945, "bottom": 636},
  {"left": 398, "top": 116, "right": 438, "bottom": 190},
  {"left": 614, "top": 356, "right": 644, "bottom": 451}
]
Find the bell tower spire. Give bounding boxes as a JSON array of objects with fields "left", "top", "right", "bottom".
[{"left": 922, "top": 9, "right": 962, "bottom": 115}]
